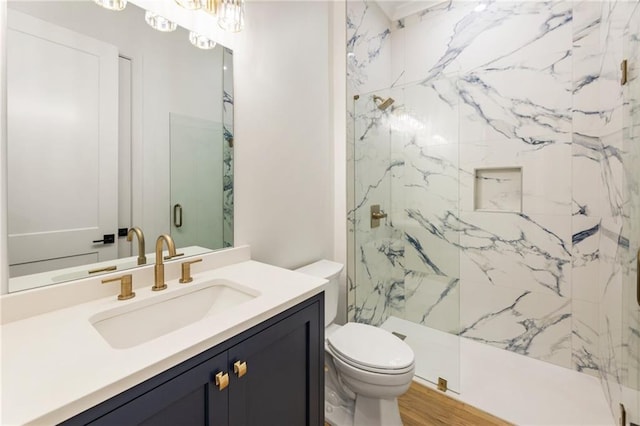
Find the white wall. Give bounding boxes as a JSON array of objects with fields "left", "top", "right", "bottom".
[
  {"left": 233, "top": 1, "right": 335, "bottom": 269},
  {"left": 0, "top": 2, "right": 7, "bottom": 295},
  {"left": 330, "top": 1, "right": 347, "bottom": 323}
]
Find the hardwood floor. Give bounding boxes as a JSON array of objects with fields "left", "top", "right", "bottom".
[
  {"left": 398, "top": 381, "right": 512, "bottom": 426},
  {"left": 324, "top": 381, "right": 512, "bottom": 426}
]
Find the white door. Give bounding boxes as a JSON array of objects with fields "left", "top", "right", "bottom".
[{"left": 7, "top": 10, "right": 119, "bottom": 277}]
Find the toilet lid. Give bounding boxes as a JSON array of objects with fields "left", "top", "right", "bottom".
[{"left": 327, "top": 323, "right": 414, "bottom": 371}]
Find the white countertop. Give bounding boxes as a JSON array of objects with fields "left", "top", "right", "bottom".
[{"left": 1, "top": 249, "right": 327, "bottom": 425}]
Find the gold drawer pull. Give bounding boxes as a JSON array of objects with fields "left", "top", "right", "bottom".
[
  {"left": 234, "top": 360, "right": 247, "bottom": 378},
  {"left": 215, "top": 371, "right": 229, "bottom": 391}
]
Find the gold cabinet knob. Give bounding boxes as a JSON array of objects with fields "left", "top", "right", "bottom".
[
  {"left": 101, "top": 274, "right": 135, "bottom": 300},
  {"left": 234, "top": 360, "right": 247, "bottom": 378},
  {"left": 215, "top": 371, "right": 229, "bottom": 391}
]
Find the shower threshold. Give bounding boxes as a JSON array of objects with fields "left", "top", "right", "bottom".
[{"left": 380, "top": 316, "right": 614, "bottom": 425}]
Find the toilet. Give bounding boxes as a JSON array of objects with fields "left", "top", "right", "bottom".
[{"left": 295, "top": 260, "right": 415, "bottom": 426}]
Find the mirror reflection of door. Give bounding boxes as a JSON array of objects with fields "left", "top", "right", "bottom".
[
  {"left": 7, "top": 10, "right": 119, "bottom": 277},
  {"left": 170, "top": 114, "right": 224, "bottom": 250}
]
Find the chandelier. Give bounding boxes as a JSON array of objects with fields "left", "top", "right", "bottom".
[{"left": 94, "top": 0, "right": 245, "bottom": 49}]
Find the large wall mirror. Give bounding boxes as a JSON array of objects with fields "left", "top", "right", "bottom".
[{"left": 5, "top": 0, "right": 234, "bottom": 293}]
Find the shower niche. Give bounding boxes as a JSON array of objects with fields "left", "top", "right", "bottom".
[{"left": 473, "top": 167, "right": 523, "bottom": 213}]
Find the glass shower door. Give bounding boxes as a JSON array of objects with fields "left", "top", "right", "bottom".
[
  {"left": 352, "top": 82, "right": 461, "bottom": 392},
  {"left": 623, "top": 6, "right": 640, "bottom": 423},
  {"left": 169, "top": 113, "right": 224, "bottom": 250}
]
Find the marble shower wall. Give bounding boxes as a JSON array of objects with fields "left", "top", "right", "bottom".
[
  {"left": 596, "top": 1, "right": 640, "bottom": 420},
  {"left": 346, "top": 0, "right": 395, "bottom": 324},
  {"left": 347, "top": 1, "right": 640, "bottom": 410}
]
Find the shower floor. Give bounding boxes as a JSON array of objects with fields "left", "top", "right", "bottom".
[{"left": 380, "top": 316, "right": 615, "bottom": 425}]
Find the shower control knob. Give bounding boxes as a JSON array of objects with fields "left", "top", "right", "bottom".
[{"left": 370, "top": 205, "right": 388, "bottom": 228}]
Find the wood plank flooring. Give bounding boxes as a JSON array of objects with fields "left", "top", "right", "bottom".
[
  {"left": 324, "top": 381, "right": 512, "bottom": 426},
  {"left": 398, "top": 381, "right": 512, "bottom": 426}
]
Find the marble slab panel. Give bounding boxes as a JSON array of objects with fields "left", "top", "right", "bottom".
[
  {"left": 353, "top": 237, "right": 405, "bottom": 326},
  {"left": 404, "top": 271, "right": 460, "bottom": 334},
  {"left": 460, "top": 279, "right": 572, "bottom": 369},
  {"left": 572, "top": 1, "right": 603, "bottom": 138},
  {"left": 347, "top": 0, "right": 392, "bottom": 94},
  {"left": 401, "top": 78, "right": 459, "bottom": 147},
  {"left": 398, "top": 1, "right": 572, "bottom": 82},
  {"left": 598, "top": 0, "right": 633, "bottom": 138},
  {"left": 572, "top": 216, "right": 601, "bottom": 303},
  {"left": 598, "top": 216, "right": 623, "bottom": 392},
  {"left": 395, "top": 1, "right": 574, "bottom": 148},
  {"left": 572, "top": 299, "right": 600, "bottom": 377},
  {"left": 403, "top": 220, "right": 460, "bottom": 278},
  {"left": 393, "top": 1, "right": 473, "bottom": 85},
  {"left": 456, "top": 64, "right": 572, "bottom": 146},
  {"left": 451, "top": 2, "right": 572, "bottom": 75},
  {"left": 572, "top": 130, "right": 624, "bottom": 218},
  {"left": 459, "top": 212, "right": 572, "bottom": 298}
]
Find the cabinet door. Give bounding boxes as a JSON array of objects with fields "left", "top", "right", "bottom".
[
  {"left": 228, "top": 302, "right": 322, "bottom": 426},
  {"left": 89, "top": 353, "right": 229, "bottom": 426}
]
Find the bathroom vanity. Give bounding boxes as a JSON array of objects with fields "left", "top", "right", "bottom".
[
  {"left": 0, "top": 247, "right": 326, "bottom": 425},
  {"left": 64, "top": 294, "right": 323, "bottom": 425}
]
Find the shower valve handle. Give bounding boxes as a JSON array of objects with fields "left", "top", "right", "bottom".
[
  {"left": 371, "top": 211, "right": 388, "bottom": 219},
  {"left": 370, "top": 204, "right": 387, "bottom": 229}
]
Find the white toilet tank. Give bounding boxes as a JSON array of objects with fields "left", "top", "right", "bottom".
[{"left": 295, "top": 260, "right": 343, "bottom": 327}]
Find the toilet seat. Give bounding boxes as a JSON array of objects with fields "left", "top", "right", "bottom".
[{"left": 327, "top": 323, "right": 414, "bottom": 375}]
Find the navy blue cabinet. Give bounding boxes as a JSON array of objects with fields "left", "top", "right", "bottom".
[{"left": 61, "top": 294, "right": 324, "bottom": 426}]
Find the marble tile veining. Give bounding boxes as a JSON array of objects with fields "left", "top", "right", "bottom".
[{"left": 347, "top": 1, "right": 640, "bottom": 421}]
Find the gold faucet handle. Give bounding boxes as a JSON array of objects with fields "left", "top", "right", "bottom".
[
  {"left": 164, "top": 252, "right": 185, "bottom": 261},
  {"left": 179, "top": 258, "right": 203, "bottom": 283},
  {"left": 102, "top": 274, "right": 135, "bottom": 300}
]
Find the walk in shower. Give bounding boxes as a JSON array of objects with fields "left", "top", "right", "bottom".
[
  {"left": 351, "top": 81, "right": 462, "bottom": 391},
  {"left": 347, "top": 0, "right": 640, "bottom": 420}
]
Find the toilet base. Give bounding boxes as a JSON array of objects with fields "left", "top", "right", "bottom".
[
  {"left": 325, "top": 374, "right": 355, "bottom": 426},
  {"left": 353, "top": 395, "right": 403, "bottom": 426},
  {"left": 325, "top": 395, "right": 354, "bottom": 426},
  {"left": 324, "top": 383, "right": 403, "bottom": 426}
]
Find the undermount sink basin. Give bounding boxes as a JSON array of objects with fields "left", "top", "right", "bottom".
[{"left": 90, "top": 279, "right": 259, "bottom": 349}]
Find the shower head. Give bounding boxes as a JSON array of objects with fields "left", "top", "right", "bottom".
[{"left": 373, "top": 95, "right": 395, "bottom": 111}]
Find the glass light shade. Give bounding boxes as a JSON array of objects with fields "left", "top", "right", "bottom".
[
  {"left": 217, "top": 0, "right": 245, "bottom": 32},
  {"left": 144, "top": 11, "right": 177, "bottom": 32},
  {"left": 188, "top": 32, "right": 217, "bottom": 50},
  {"left": 175, "top": 0, "right": 202, "bottom": 10},
  {"left": 94, "top": 0, "right": 127, "bottom": 11}
]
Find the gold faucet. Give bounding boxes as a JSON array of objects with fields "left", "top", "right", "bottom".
[
  {"left": 102, "top": 274, "right": 135, "bottom": 300},
  {"left": 153, "top": 234, "right": 177, "bottom": 291},
  {"left": 126, "top": 227, "right": 147, "bottom": 265}
]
